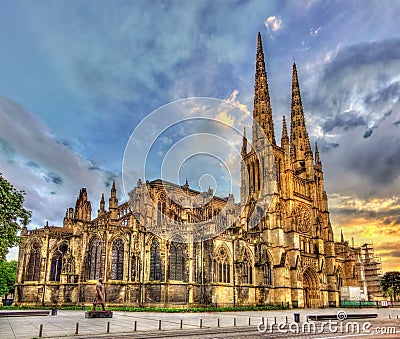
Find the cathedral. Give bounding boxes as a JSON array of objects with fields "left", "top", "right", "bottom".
[{"left": 14, "top": 33, "right": 371, "bottom": 308}]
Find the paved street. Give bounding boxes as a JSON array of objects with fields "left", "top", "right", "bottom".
[{"left": 1, "top": 308, "right": 400, "bottom": 339}]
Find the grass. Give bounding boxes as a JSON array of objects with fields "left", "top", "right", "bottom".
[{"left": 0, "top": 304, "right": 286, "bottom": 312}]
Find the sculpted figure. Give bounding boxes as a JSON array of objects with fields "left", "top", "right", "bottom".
[{"left": 92, "top": 278, "right": 106, "bottom": 311}]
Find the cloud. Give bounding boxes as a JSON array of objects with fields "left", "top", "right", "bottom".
[
  {"left": 310, "top": 26, "right": 321, "bottom": 37},
  {"left": 0, "top": 96, "right": 119, "bottom": 230},
  {"left": 264, "top": 16, "right": 283, "bottom": 34}
]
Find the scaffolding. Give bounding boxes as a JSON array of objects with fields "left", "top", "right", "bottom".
[{"left": 360, "top": 243, "right": 382, "bottom": 300}]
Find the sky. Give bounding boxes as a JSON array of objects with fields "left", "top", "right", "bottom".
[{"left": 0, "top": 1, "right": 399, "bottom": 271}]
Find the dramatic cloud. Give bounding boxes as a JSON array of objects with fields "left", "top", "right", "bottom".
[{"left": 0, "top": 96, "right": 118, "bottom": 230}]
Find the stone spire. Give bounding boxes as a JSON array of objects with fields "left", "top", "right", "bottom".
[
  {"left": 290, "top": 62, "right": 312, "bottom": 168},
  {"left": 341, "top": 229, "right": 344, "bottom": 243},
  {"left": 109, "top": 180, "right": 118, "bottom": 211},
  {"left": 98, "top": 193, "right": 105, "bottom": 216},
  {"left": 314, "top": 142, "right": 322, "bottom": 167},
  {"left": 241, "top": 127, "right": 247, "bottom": 157},
  {"left": 252, "top": 32, "right": 275, "bottom": 146},
  {"left": 281, "top": 115, "right": 289, "bottom": 150}
]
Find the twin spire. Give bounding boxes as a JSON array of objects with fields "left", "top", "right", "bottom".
[{"left": 251, "top": 33, "right": 319, "bottom": 168}]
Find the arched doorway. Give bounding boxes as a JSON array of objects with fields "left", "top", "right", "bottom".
[{"left": 303, "top": 266, "right": 320, "bottom": 308}]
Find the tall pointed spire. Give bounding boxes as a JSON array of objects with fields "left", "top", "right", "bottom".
[
  {"left": 109, "top": 180, "right": 118, "bottom": 212},
  {"left": 341, "top": 229, "right": 344, "bottom": 243},
  {"left": 290, "top": 62, "right": 312, "bottom": 167},
  {"left": 111, "top": 180, "right": 116, "bottom": 198},
  {"left": 314, "top": 142, "right": 322, "bottom": 167},
  {"left": 252, "top": 32, "right": 275, "bottom": 146},
  {"left": 281, "top": 115, "right": 289, "bottom": 149},
  {"left": 241, "top": 127, "right": 247, "bottom": 157}
]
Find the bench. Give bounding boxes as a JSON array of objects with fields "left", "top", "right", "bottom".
[
  {"left": 307, "top": 313, "right": 378, "bottom": 321},
  {"left": 0, "top": 310, "right": 50, "bottom": 317}
]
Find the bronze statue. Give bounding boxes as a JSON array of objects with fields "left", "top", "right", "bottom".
[{"left": 92, "top": 278, "right": 106, "bottom": 311}]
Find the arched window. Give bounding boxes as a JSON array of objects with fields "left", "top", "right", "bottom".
[
  {"left": 215, "top": 246, "right": 231, "bottom": 283},
  {"left": 26, "top": 242, "right": 41, "bottom": 281},
  {"left": 111, "top": 238, "right": 124, "bottom": 280},
  {"left": 157, "top": 194, "right": 166, "bottom": 226},
  {"left": 87, "top": 237, "right": 102, "bottom": 280},
  {"left": 169, "top": 242, "right": 185, "bottom": 281},
  {"left": 264, "top": 259, "right": 272, "bottom": 285},
  {"left": 50, "top": 243, "right": 68, "bottom": 282},
  {"left": 241, "top": 249, "right": 253, "bottom": 284},
  {"left": 149, "top": 238, "right": 161, "bottom": 281}
]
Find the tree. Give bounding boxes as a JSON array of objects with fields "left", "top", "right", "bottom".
[
  {"left": 0, "top": 173, "right": 31, "bottom": 261},
  {"left": 381, "top": 271, "right": 400, "bottom": 302},
  {"left": 0, "top": 260, "right": 17, "bottom": 297}
]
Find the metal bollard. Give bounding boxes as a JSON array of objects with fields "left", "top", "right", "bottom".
[
  {"left": 134, "top": 320, "right": 137, "bottom": 331},
  {"left": 107, "top": 321, "right": 110, "bottom": 333},
  {"left": 286, "top": 316, "right": 288, "bottom": 323},
  {"left": 75, "top": 323, "right": 79, "bottom": 335},
  {"left": 39, "top": 324, "right": 43, "bottom": 337},
  {"left": 217, "top": 318, "right": 220, "bottom": 327},
  {"left": 248, "top": 317, "right": 251, "bottom": 325},
  {"left": 180, "top": 319, "right": 183, "bottom": 329},
  {"left": 234, "top": 318, "right": 236, "bottom": 327},
  {"left": 200, "top": 318, "right": 203, "bottom": 328},
  {"left": 389, "top": 314, "right": 391, "bottom": 319},
  {"left": 159, "top": 319, "right": 162, "bottom": 330}
]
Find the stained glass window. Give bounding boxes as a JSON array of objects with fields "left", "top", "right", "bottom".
[
  {"left": 169, "top": 242, "right": 184, "bottom": 281},
  {"left": 26, "top": 242, "right": 41, "bottom": 281},
  {"left": 50, "top": 243, "right": 68, "bottom": 281},
  {"left": 215, "top": 246, "right": 230, "bottom": 283},
  {"left": 149, "top": 238, "right": 161, "bottom": 281},
  {"left": 87, "top": 237, "right": 102, "bottom": 280},
  {"left": 111, "top": 238, "right": 124, "bottom": 280}
]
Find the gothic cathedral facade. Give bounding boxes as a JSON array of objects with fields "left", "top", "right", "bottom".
[{"left": 14, "top": 33, "right": 368, "bottom": 308}]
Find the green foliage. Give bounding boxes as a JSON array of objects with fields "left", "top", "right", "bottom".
[
  {"left": 0, "top": 260, "right": 17, "bottom": 296},
  {"left": 0, "top": 174, "right": 31, "bottom": 261},
  {"left": 381, "top": 271, "right": 400, "bottom": 301},
  {"left": 0, "top": 304, "right": 286, "bottom": 312}
]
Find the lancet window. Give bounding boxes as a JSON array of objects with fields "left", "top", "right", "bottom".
[
  {"left": 111, "top": 238, "right": 124, "bottom": 280},
  {"left": 87, "top": 237, "right": 102, "bottom": 280},
  {"left": 49, "top": 243, "right": 68, "bottom": 282},
  {"left": 26, "top": 242, "right": 41, "bottom": 281},
  {"left": 215, "top": 246, "right": 231, "bottom": 283},
  {"left": 149, "top": 238, "right": 161, "bottom": 281}
]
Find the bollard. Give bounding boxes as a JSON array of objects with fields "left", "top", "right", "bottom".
[
  {"left": 234, "top": 318, "right": 236, "bottom": 327},
  {"left": 134, "top": 320, "right": 137, "bottom": 331},
  {"left": 274, "top": 316, "right": 277, "bottom": 324},
  {"left": 294, "top": 313, "right": 300, "bottom": 323},
  {"left": 286, "top": 316, "right": 288, "bottom": 323},
  {"left": 389, "top": 314, "right": 391, "bottom": 319},
  {"left": 248, "top": 317, "right": 251, "bottom": 325},
  {"left": 397, "top": 315, "right": 399, "bottom": 319},
  {"left": 159, "top": 320, "right": 162, "bottom": 330},
  {"left": 200, "top": 318, "right": 203, "bottom": 328},
  {"left": 107, "top": 321, "right": 110, "bottom": 333},
  {"left": 217, "top": 318, "right": 220, "bottom": 327},
  {"left": 180, "top": 319, "right": 183, "bottom": 329},
  {"left": 39, "top": 324, "right": 43, "bottom": 337},
  {"left": 75, "top": 323, "right": 79, "bottom": 335}
]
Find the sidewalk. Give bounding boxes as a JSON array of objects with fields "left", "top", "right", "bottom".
[{"left": 0, "top": 308, "right": 399, "bottom": 339}]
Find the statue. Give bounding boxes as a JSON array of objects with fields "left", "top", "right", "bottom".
[{"left": 92, "top": 278, "right": 105, "bottom": 311}]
